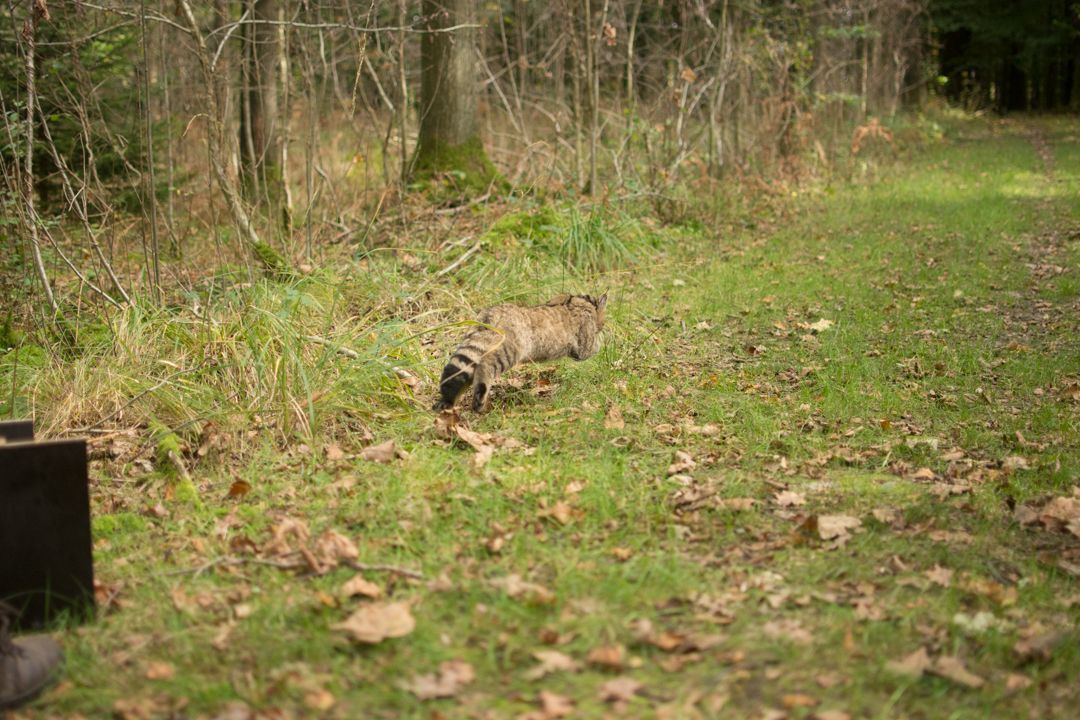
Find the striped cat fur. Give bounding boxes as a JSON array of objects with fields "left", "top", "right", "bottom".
[{"left": 433, "top": 293, "right": 608, "bottom": 412}]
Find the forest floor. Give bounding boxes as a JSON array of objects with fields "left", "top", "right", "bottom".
[{"left": 6, "top": 114, "right": 1080, "bottom": 720}]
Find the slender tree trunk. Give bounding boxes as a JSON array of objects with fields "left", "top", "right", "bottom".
[
  {"left": 21, "top": 0, "right": 57, "bottom": 314},
  {"left": 240, "top": 0, "right": 290, "bottom": 233},
  {"left": 411, "top": 0, "right": 500, "bottom": 192}
]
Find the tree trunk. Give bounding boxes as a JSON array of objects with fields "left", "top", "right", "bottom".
[
  {"left": 21, "top": 0, "right": 57, "bottom": 314},
  {"left": 411, "top": 0, "right": 500, "bottom": 193},
  {"left": 240, "top": 0, "right": 290, "bottom": 232}
]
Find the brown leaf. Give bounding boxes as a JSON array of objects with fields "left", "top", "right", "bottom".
[
  {"left": 774, "top": 490, "right": 807, "bottom": 507},
  {"left": 610, "top": 547, "right": 634, "bottom": 562},
  {"left": 680, "top": 67, "right": 697, "bottom": 83},
  {"left": 537, "top": 689, "right": 575, "bottom": 718},
  {"left": 360, "top": 439, "right": 406, "bottom": 463},
  {"left": 523, "top": 650, "right": 581, "bottom": 680},
  {"left": 340, "top": 574, "right": 383, "bottom": 599},
  {"left": 489, "top": 574, "right": 555, "bottom": 605},
  {"left": 542, "top": 500, "right": 575, "bottom": 526},
  {"left": 433, "top": 409, "right": 460, "bottom": 439},
  {"left": 667, "top": 450, "right": 696, "bottom": 475},
  {"left": 924, "top": 565, "right": 954, "bottom": 587},
  {"left": 1005, "top": 672, "right": 1032, "bottom": 692},
  {"left": 324, "top": 443, "right": 346, "bottom": 462},
  {"left": 813, "top": 711, "right": 852, "bottom": 720},
  {"left": 816, "top": 514, "right": 862, "bottom": 540},
  {"left": 333, "top": 601, "right": 415, "bottom": 644},
  {"left": 313, "top": 530, "right": 359, "bottom": 569},
  {"left": 604, "top": 405, "right": 626, "bottom": 430},
  {"left": 717, "top": 497, "right": 756, "bottom": 511},
  {"left": 783, "top": 693, "right": 818, "bottom": 708},
  {"left": 143, "top": 661, "right": 174, "bottom": 680},
  {"left": 402, "top": 659, "right": 475, "bottom": 700},
  {"left": 303, "top": 688, "right": 336, "bottom": 711},
  {"left": 227, "top": 480, "right": 252, "bottom": 498},
  {"left": 1038, "top": 495, "right": 1080, "bottom": 537},
  {"left": 929, "top": 655, "right": 985, "bottom": 688},
  {"left": 1002, "top": 455, "right": 1029, "bottom": 472},
  {"left": 761, "top": 618, "right": 813, "bottom": 645},
  {"left": 1013, "top": 630, "right": 1066, "bottom": 662},
  {"left": 598, "top": 676, "right": 642, "bottom": 704},
  {"left": 587, "top": 644, "right": 627, "bottom": 671},
  {"left": 885, "top": 646, "right": 932, "bottom": 677}
]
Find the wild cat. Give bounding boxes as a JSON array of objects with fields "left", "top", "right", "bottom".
[{"left": 433, "top": 293, "right": 608, "bottom": 412}]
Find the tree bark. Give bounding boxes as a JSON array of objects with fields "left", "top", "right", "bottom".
[
  {"left": 411, "top": 0, "right": 500, "bottom": 193},
  {"left": 21, "top": 0, "right": 58, "bottom": 314},
  {"left": 240, "top": 0, "right": 291, "bottom": 232}
]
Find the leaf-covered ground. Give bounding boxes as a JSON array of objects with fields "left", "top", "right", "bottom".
[{"left": 11, "top": 116, "right": 1079, "bottom": 720}]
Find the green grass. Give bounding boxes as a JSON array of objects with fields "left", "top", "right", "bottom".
[{"left": 6, "top": 115, "right": 1079, "bottom": 719}]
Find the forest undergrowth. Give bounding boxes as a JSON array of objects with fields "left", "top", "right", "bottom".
[{"left": 2, "top": 113, "right": 1079, "bottom": 719}]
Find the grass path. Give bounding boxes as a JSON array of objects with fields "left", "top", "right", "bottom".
[{"left": 15, "top": 116, "right": 1079, "bottom": 719}]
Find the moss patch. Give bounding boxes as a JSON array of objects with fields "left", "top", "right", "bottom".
[{"left": 410, "top": 135, "right": 508, "bottom": 199}]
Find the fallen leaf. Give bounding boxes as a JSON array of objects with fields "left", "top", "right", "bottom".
[
  {"left": 360, "top": 439, "right": 406, "bottom": 463},
  {"left": 536, "top": 690, "right": 575, "bottom": 718},
  {"left": 871, "top": 507, "right": 902, "bottom": 526},
  {"left": 783, "top": 693, "right": 818, "bottom": 708},
  {"left": 303, "top": 688, "right": 336, "bottom": 711},
  {"left": 542, "top": 500, "right": 575, "bottom": 526},
  {"left": 806, "top": 318, "right": 834, "bottom": 333},
  {"left": 925, "top": 565, "right": 954, "bottom": 587},
  {"left": 1013, "top": 630, "right": 1066, "bottom": 662},
  {"left": 433, "top": 409, "right": 460, "bottom": 439},
  {"left": 717, "top": 497, "right": 756, "bottom": 511},
  {"left": 1002, "top": 455, "right": 1029, "bottom": 472},
  {"left": 144, "top": 661, "right": 174, "bottom": 680},
  {"left": 333, "top": 601, "right": 415, "bottom": 644},
  {"left": 816, "top": 515, "right": 862, "bottom": 540},
  {"left": 604, "top": 405, "right": 626, "bottom": 430},
  {"left": 885, "top": 646, "right": 932, "bottom": 677},
  {"left": 929, "top": 655, "right": 984, "bottom": 688},
  {"left": 1038, "top": 495, "right": 1080, "bottom": 537},
  {"left": 227, "top": 480, "right": 251, "bottom": 498},
  {"left": 587, "top": 644, "right": 627, "bottom": 671},
  {"left": 598, "top": 676, "right": 642, "bottom": 704},
  {"left": 774, "top": 490, "right": 807, "bottom": 507},
  {"left": 610, "top": 547, "right": 634, "bottom": 562},
  {"left": 490, "top": 575, "right": 555, "bottom": 605},
  {"left": 813, "top": 711, "right": 852, "bottom": 720},
  {"left": 523, "top": 649, "right": 581, "bottom": 680},
  {"left": 1005, "top": 672, "right": 1032, "bottom": 692},
  {"left": 402, "top": 659, "right": 475, "bottom": 700},
  {"left": 341, "top": 574, "right": 383, "bottom": 599},
  {"left": 324, "top": 443, "right": 346, "bottom": 462},
  {"left": 667, "top": 450, "right": 696, "bottom": 475},
  {"left": 314, "top": 530, "right": 359, "bottom": 569},
  {"left": 762, "top": 618, "right": 813, "bottom": 645}
]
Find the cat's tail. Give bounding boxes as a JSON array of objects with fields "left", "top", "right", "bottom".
[
  {"left": 433, "top": 356, "right": 475, "bottom": 410},
  {"left": 432, "top": 328, "right": 492, "bottom": 410}
]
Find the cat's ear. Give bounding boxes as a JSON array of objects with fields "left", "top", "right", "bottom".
[{"left": 596, "top": 293, "right": 608, "bottom": 311}]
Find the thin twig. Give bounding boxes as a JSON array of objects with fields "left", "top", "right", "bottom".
[{"left": 435, "top": 238, "right": 483, "bottom": 277}]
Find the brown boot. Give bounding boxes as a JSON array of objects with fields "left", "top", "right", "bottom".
[{"left": 0, "top": 606, "right": 63, "bottom": 710}]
